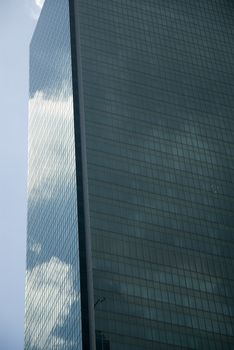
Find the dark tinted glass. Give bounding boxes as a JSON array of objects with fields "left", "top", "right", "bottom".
[{"left": 77, "top": 0, "right": 234, "bottom": 348}]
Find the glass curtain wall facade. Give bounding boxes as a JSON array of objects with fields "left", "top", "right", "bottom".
[
  {"left": 25, "top": 0, "right": 234, "bottom": 349},
  {"left": 25, "top": 0, "right": 83, "bottom": 349}
]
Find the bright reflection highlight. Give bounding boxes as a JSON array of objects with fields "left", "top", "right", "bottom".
[
  {"left": 35, "top": 0, "right": 45, "bottom": 9},
  {"left": 28, "top": 92, "right": 75, "bottom": 200}
]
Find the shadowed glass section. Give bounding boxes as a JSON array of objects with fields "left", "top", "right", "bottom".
[
  {"left": 24, "top": 0, "right": 82, "bottom": 349},
  {"left": 77, "top": 0, "right": 234, "bottom": 349}
]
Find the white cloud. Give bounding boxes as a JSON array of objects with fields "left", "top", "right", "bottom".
[{"left": 25, "top": 257, "right": 81, "bottom": 349}]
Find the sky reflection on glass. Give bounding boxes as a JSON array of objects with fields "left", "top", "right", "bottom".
[{"left": 25, "top": 1, "right": 82, "bottom": 349}]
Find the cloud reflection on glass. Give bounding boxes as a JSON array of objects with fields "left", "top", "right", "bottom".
[{"left": 25, "top": 1, "right": 82, "bottom": 349}]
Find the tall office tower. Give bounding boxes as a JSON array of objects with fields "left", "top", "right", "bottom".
[{"left": 25, "top": 0, "right": 234, "bottom": 349}]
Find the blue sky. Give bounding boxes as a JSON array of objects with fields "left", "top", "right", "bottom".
[{"left": 0, "top": 1, "right": 43, "bottom": 349}]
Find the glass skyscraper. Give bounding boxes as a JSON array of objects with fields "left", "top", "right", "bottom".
[{"left": 25, "top": 0, "right": 234, "bottom": 349}]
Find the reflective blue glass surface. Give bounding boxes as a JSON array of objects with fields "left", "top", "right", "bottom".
[
  {"left": 24, "top": 0, "right": 82, "bottom": 349},
  {"left": 25, "top": 0, "right": 234, "bottom": 349}
]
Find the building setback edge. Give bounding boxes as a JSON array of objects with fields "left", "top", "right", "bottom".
[{"left": 69, "top": 1, "right": 96, "bottom": 349}]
